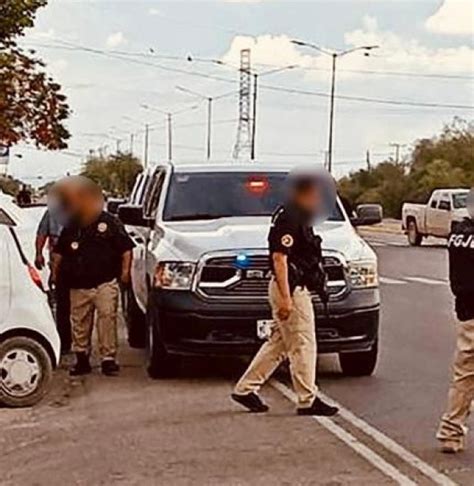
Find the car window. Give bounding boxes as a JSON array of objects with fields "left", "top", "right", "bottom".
[
  {"left": 453, "top": 193, "right": 468, "bottom": 209},
  {"left": 163, "top": 171, "right": 345, "bottom": 222},
  {"left": 430, "top": 199, "right": 438, "bottom": 209},
  {"left": 438, "top": 200, "right": 451, "bottom": 211},
  {"left": 143, "top": 169, "right": 166, "bottom": 219}
]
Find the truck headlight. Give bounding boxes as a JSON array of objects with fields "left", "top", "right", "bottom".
[
  {"left": 347, "top": 260, "right": 378, "bottom": 289},
  {"left": 154, "top": 262, "right": 196, "bottom": 290}
]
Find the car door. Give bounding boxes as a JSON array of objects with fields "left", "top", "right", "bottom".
[
  {"left": 0, "top": 226, "right": 12, "bottom": 324},
  {"left": 425, "top": 192, "right": 440, "bottom": 235},
  {"left": 133, "top": 167, "right": 167, "bottom": 310},
  {"left": 436, "top": 193, "right": 453, "bottom": 237}
]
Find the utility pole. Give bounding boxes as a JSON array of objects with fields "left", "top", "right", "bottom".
[
  {"left": 366, "top": 149, "right": 371, "bottom": 171},
  {"left": 292, "top": 40, "right": 379, "bottom": 174},
  {"left": 207, "top": 98, "right": 212, "bottom": 160},
  {"left": 390, "top": 142, "right": 405, "bottom": 164},
  {"left": 130, "top": 133, "right": 134, "bottom": 155},
  {"left": 167, "top": 113, "right": 173, "bottom": 161},
  {"left": 251, "top": 73, "right": 258, "bottom": 161},
  {"left": 116, "top": 139, "right": 121, "bottom": 154},
  {"left": 144, "top": 124, "right": 149, "bottom": 168}
]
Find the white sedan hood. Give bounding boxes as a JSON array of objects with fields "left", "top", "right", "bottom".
[{"left": 156, "top": 217, "right": 375, "bottom": 263}]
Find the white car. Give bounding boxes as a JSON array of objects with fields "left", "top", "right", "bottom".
[{"left": 0, "top": 205, "right": 60, "bottom": 407}]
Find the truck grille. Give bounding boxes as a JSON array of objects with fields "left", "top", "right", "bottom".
[{"left": 197, "top": 253, "right": 346, "bottom": 300}]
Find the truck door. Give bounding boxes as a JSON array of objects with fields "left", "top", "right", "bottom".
[
  {"left": 134, "top": 168, "right": 167, "bottom": 310},
  {"left": 436, "top": 193, "right": 453, "bottom": 237},
  {"left": 425, "top": 192, "right": 440, "bottom": 236}
]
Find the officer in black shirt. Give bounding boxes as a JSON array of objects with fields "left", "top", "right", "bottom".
[
  {"left": 437, "top": 188, "right": 474, "bottom": 453},
  {"left": 232, "top": 172, "right": 338, "bottom": 416},
  {"left": 53, "top": 177, "right": 134, "bottom": 376}
]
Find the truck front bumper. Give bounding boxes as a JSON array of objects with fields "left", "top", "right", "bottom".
[{"left": 148, "top": 288, "right": 380, "bottom": 357}]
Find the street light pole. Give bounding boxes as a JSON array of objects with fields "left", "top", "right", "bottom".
[
  {"left": 144, "top": 124, "right": 149, "bottom": 168},
  {"left": 207, "top": 97, "right": 212, "bottom": 160},
  {"left": 251, "top": 73, "right": 258, "bottom": 161},
  {"left": 291, "top": 40, "right": 379, "bottom": 173},
  {"left": 327, "top": 53, "right": 337, "bottom": 174},
  {"left": 167, "top": 113, "right": 173, "bottom": 161}
]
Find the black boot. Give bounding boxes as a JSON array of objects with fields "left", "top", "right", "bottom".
[
  {"left": 101, "top": 359, "right": 120, "bottom": 376},
  {"left": 69, "top": 352, "right": 92, "bottom": 376},
  {"left": 231, "top": 392, "right": 269, "bottom": 413},
  {"left": 297, "top": 397, "right": 339, "bottom": 417}
]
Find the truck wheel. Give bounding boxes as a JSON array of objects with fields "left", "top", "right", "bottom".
[
  {"left": 407, "top": 220, "right": 422, "bottom": 246},
  {"left": 339, "top": 341, "right": 378, "bottom": 377},
  {"left": 0, "top": 336, "right": 53, "bottom": 408},
  {"left": 126, "top": 287, "right": 147, "bottom": 349},
  {"left": 147, "top": 321, "right": 180, "bottom": 379}
]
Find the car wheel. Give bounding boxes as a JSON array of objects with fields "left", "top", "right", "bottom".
[
  {"left": 147, "top": 320, "right": 180, "bottom": 379},
  {"left": 339, "top": 341, "right": 378, "bottom": 377},
  {"left": 407, "top": 220, "right": 422, "bottom": 246},
  {"left": 126, "top": 287, "right": 147, "bottom": 349},
  {"left": 0, "top": 336, "right": 53, "bottom": 407}
]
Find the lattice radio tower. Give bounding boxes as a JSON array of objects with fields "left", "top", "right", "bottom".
[{"left": 232, "top": 48, "right": 252, "bottom": 160}]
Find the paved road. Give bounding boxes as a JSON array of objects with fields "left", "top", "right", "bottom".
[
  {"left": 1, "top": 230, "right": 473, "bottom": 485},
  {"left": 337, "top": 231, "right": 472, "bottom": 483}
]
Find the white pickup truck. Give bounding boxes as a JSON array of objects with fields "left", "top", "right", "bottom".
[
  {"left": 402, "top": 188, "right": 469, "bottom": 245},
  {"left": 118, "top": 162, "right": 383, "bottom": 378}
]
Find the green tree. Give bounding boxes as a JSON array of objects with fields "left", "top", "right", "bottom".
[
  {"left": 0, "top": 0, "right": 70, "bottom": 149},
  {"left": 81, "top": 152, "right": 143, "bottom": 197},
  {"left": 338, "top": 118, "right": 474, "bottom": 218}
]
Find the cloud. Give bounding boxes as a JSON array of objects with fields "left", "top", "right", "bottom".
[
  {"left": 106, "top": 32, "right": 127, "bottom": 48},
  {"left": 221, "top": 15, "right": 473, "bottom": 81},
  {"left": 148, "top": 7, "right": 161, "bottom": 16},
  {"left": 425, "top": 0, "right": 473, "bottom": 35}
]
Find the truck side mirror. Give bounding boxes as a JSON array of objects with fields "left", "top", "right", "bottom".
[
  {"left": 351, "top": 204, "right": 383, "bottom": 226},
  {"left": 118, "top": 204, "right": 153, "bottom": 228}
]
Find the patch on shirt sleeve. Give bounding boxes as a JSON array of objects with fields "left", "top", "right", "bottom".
[{"left": 281, "top": 234, "right": 294, "bottom": 248}]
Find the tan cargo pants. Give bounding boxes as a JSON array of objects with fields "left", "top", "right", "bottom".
[
  {"left": 437, "top": 318, "right": 474, "bottom": 444},
  {"left": 234, "top": 279, "right": 318, "bottom": 408},
  {"left": 70, "top": 280, "right": 120, "bottom": 360}
]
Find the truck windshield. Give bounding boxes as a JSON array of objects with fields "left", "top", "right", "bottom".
[
  {"left": 453, "top": 193, "right": 468, "bottom": 209},
  {"left": 163, "top": 172, "right": 345, "bottom": 222}
]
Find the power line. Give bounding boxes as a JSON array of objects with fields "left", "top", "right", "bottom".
[
  {"left": 24, "top": 38, "right": 474, "bottom": 120},
  {"left": 27, "top": 41, "right": 474, "bottom": 82}
]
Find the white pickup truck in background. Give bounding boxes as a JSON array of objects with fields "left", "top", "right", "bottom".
[{"left": 402, "top": 188, "right": 469, "bottom": 245}]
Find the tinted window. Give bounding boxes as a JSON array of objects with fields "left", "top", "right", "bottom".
[{"left": 163, "top": 172, "right": 344, "bottom": 222}]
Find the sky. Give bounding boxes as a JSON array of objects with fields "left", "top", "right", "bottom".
[{"left": 7, "top": 0, "right": 474, "bottom": 184}]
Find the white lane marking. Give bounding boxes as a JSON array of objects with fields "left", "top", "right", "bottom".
[
  {"left": 380, "top": 276, "right": 407, "bottom": 285},
  {"left": 405, "top": 277, "right": 447, "bottom": 286},
  {"left": 271, "top": 380, "right": 417, "bottom": 485},
  {"left": 271, "top": 380, "right": 457, "bottom": 486}
]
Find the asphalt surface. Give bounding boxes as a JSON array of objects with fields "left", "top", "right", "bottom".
[{"left": 1, "top": 229, "right": 473, "bottom": 485}]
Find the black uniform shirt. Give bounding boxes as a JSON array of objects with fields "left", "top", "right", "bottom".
[
  {"left": 448, "top": 218, "right": 474, "bottom": 321},
  {"left": 268, "top": 203, "right": 321, "bottom": 277},
  {"left": 55, "top": 211, "right": 135, "bottom": 289}
]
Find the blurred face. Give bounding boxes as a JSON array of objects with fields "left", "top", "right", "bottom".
[
  {"left": 467, "top": 188, "right": 474, "bottom": 219},
  {"left": 294, "top": 183, "right": 322, "bottom": 217},
  {"left": 59, "top": 179, "right": 103, "bottom": 223}
]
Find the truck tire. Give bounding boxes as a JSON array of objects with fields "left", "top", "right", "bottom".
[
  {"left": 0, "top": 336, "right": 53, "bottom": 408},
  {"left": 147, "top": 320, "right": 180, "bottom": 379},
  {"left": 339, "top": 341, "right": 378, "bottom": 377},
  {"left": 126, "top": 287, "right": 147, "bottom": 349},
  {"left": 407, "top": 220, "right": 423, "bottom": 246}
]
